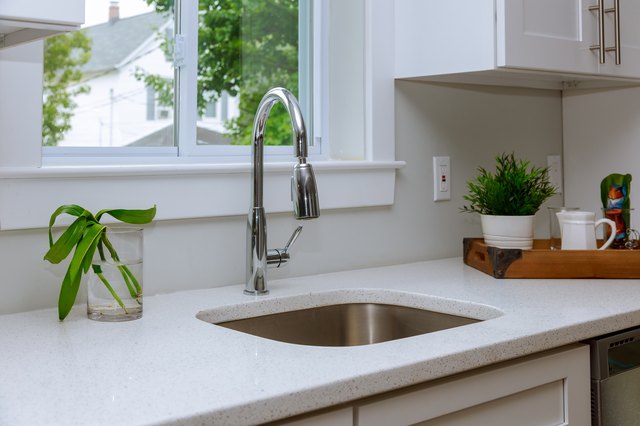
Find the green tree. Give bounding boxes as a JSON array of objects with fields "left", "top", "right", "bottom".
[
  {"left": 141, "top": 0, "right": 299, "bottom": 146},
  {"left": 42, "top": 31, "right": 92, "bottom": 147}
]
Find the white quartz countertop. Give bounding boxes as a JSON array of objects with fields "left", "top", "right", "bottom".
[{"left": 2, "top": 258, "right": 640, "bottom": 425}]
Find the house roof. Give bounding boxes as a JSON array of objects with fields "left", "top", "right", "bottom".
[
  {"left": 127, "top": 125, "right": 232, "bottom": 147},
  {"left": 81, "top": 11, "right": 171, "bottom": 74}
]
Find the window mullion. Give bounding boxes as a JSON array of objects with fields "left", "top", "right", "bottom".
[
  {"left": 298, "top": 0, "right": 313, "bottom": 147},
  {"left": 313, "top": 0, "right": 329, "bottom": 159},
  {"left": 175, "top": 0, "right": 198, "bottom": 157}
]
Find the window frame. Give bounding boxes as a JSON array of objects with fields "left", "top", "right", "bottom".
[
  {"left": 41, "top": 0, "right": 321, "bottom": 164},
  {"left": 0, "top": 0, "right": 402, "bottom": 231}
]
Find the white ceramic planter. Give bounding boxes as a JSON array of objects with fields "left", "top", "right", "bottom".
[{"left": 481, "top": 214, "right": 535, "bottom": 250}]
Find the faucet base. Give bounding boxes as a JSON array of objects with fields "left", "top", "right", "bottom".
[{"left": 243, "top": 289, "right": 270, "bottom": 296}]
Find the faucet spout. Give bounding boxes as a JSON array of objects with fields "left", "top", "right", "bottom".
[
  {"left": 293, "top": 159, "right": 320, "bottom": 220},
  {"left": 245, "top": 88, "right": 320, "bottom": 295}
]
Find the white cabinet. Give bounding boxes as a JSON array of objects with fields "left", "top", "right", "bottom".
[
  {"left": 501, "top": 0, "right": 640, "bottom": 80},
  {"left": 597, "top": 1, "right": 640, "bottom": 78},
  {"left": 396, "top": 0, "right": 640, "bottom": 89},
  {"left": 356, "top": 344, "right": 590, "bottom": 426},
  {"left": 0, "top": 0, "right": 84, "bottom": 49},
  {"left": 278, "top": 407, "right": 353, "bottom": 426},
  {"left": 498, "top": 0, "right": 597, "bottom": 76},
  {"left": 274, "top": 344, "right": 590, "bottom": 425}
]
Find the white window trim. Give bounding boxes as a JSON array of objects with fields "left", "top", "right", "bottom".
[
  {"left": 41, "top": 145, "right": 308, "bottom": 165},
  {"left": 0, "top": 0, "right": 402, "bottom": 231},
  {"left": 0, "top": 160, "right": 402, "bottom": 230}
]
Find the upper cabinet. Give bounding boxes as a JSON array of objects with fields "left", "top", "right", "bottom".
[
  {"left": 0, "top": 0, "right": 84, "bottom": 50},
  {"left": 395, "top": 0, "right": 640, "bottom": 90}
]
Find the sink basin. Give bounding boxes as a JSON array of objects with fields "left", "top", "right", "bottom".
[
  {"left": 196, "top": 289, "right": 502, "bottom": 347},
  {"left": 215, "top": 303, "right": 479, "bottom": 346}
]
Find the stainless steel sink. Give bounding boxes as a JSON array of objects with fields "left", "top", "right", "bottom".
[{"left": 212, "top": 303, "right": 480, "bottom": 347}]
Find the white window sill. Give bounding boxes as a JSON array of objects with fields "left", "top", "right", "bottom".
[{"left": 0, "top": 160, "right": 405, "bottom": 230}]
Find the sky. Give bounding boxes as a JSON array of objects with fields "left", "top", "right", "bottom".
[{"left": 83, "top": 0, "right": 154, "bottom": 27}]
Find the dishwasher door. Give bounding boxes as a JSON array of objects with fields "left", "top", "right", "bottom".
[{"left": 587, "top": 326, "right": 640, "bottom": 426}]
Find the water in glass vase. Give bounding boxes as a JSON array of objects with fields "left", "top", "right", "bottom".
[{"left": 87, "top": 260, "right": 143, "bottom": 321}]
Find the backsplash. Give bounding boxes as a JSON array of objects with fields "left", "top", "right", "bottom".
[
  {"left": 0, "top": 81, "right": 563, "bottom": 315},
  {"left": 564, "top": 87, "right": 640, "bottom": 230}
]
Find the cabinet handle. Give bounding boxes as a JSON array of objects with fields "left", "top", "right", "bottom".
[
  {"left": 604, "top": 0, "right": 621, "bottom": 64},
  {"left": 589, "top": 0, "right": 606, "bottom": 64}
]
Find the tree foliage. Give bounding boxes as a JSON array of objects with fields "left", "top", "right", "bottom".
[
  {"left": 42, "top": 31, "right": 92, "bottom": 147},
  {"left": 142, "top": 0, "right": 299, "bottom": 145}
]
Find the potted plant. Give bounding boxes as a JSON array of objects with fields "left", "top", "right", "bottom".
[
  {"left": 44, "top": 204, "right": 156, "bottom": 321},
  {"left": 461, "top": 153, "right": 556, "bottom": 249}
]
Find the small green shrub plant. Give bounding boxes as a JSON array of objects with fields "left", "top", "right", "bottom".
[{"left": 461, "top": 153, "right": 556, "bottom": 216}]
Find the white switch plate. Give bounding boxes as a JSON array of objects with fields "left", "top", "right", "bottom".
[
  {"left": 433, "top": 156, "right": 451, "bottom": 201},
  {"left": 547, "top": 155, "right": 562, "bottom": 194}
]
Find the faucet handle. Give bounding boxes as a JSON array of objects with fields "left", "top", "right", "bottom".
[
  {"left": 267, "top": 225, "right": 303, "bottom": 268},
  {"left": 283, "top": 225, "right": 303, "bottom": 254}
]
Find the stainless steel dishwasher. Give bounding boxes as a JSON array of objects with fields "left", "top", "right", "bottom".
[{"left": 586, "top": 326, "right": 640, "bottom": 426}]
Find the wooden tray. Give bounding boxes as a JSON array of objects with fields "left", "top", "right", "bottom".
[{"left": 463, "top": 238, "right": 640, "bottom": 279}]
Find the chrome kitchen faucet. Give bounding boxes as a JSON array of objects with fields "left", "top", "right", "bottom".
[{"left": 245, "top": 87, "right": 320, "bottom": 295}]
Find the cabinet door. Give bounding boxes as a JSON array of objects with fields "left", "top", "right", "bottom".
[
  {"left": 597, "top": 0, "right": 640, "bottom": 78},
  {"left": 356, "top": 344, "right": 590, "bottom": 426},
  {"left": 498, "top": 0, "right": 599, "bottom": 75},
  {"left": 275, "top": 407, "right": 353, "bottom": 426},
  {"left": 395, "top": 0, "right": 496, "bottom": 79}
]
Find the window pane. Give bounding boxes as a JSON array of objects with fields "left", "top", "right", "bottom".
[
  {"left": 42, "top": 0, "right": 175, "bottom": 148},
  {"left": 42, "top": 0, "right": 312, "bottom": 155},
  {"left": 195, "top": 0, "right": 305, "bottom": 147}
]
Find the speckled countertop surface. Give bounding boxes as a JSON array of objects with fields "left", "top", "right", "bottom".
[{"left": 2, "top": 258, "right": 640, "bottom": 425}]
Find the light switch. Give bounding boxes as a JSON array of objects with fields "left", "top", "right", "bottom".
[{"left": 433, "top": 156, "right": 451, "bottom": 201}]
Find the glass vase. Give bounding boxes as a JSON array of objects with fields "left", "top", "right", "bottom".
[{"left": 87, "top": 227, "right": 143, "bottom": 321}]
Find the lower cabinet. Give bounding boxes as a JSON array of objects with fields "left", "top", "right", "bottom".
[
  {"left": 356, "top": 344, "right": 589, "bottom": 426},
  {"left": 276, "top": 343, "right": 590, "bottom": 426},
  {"left": 277, "top": 408, "right": 353, "bottom": 426}
]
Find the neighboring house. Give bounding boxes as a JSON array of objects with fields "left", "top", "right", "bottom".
[{"left": 61, "top": 5, "right": 237, "bottom": 148}]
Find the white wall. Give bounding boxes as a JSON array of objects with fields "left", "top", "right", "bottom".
[
  {"left": 0, "top": 80, "right": 563, "bottom": 315},
  {"left": 563, "top": 87, "right": 640, "bottom": 227},
  {"left": 394, "top": 81, "right": 564, "bottom": 246},
  {"left": 0, "top": 41, "right": 43, "bottom": 167}
]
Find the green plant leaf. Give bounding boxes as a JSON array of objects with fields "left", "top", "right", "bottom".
[
  {"left": 58, "top": 266, "right": 83, "bottom": 321},
  {"left": 96, "top": 205, "right": 157, "bottom": 224},
  {"left": 118, "top": 265, "right": 139, "bottom": 298},
  {"left": 119, "top": 265, "right": 142, "bottom": 296},
  {"left": 81, "top": 230, "right": 103, "bottom": 274},
  {"left": 44, "top": 216, "right": 88, "bottom": 264},
  {"left": 47, "top": 204, "right": 95, "bottom": 246},
  {"left": 100, "top": 233, "right": 120, "bottom": 262},
  {"left": 57, "top": 224, "right": 105, "bottom": 320},
  {"left": 68, "top": 224, "right": 105, "bottom": 284},
  {"left": 461, "top": 153, "right": 556, "bottom": 216}
]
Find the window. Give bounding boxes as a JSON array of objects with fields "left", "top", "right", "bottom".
[
  {"left": 41, "top": 0, "right": 315, "bottom": 162},
  {"left": 0, "top": 0, "right": 401, "bottom": 230}
]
